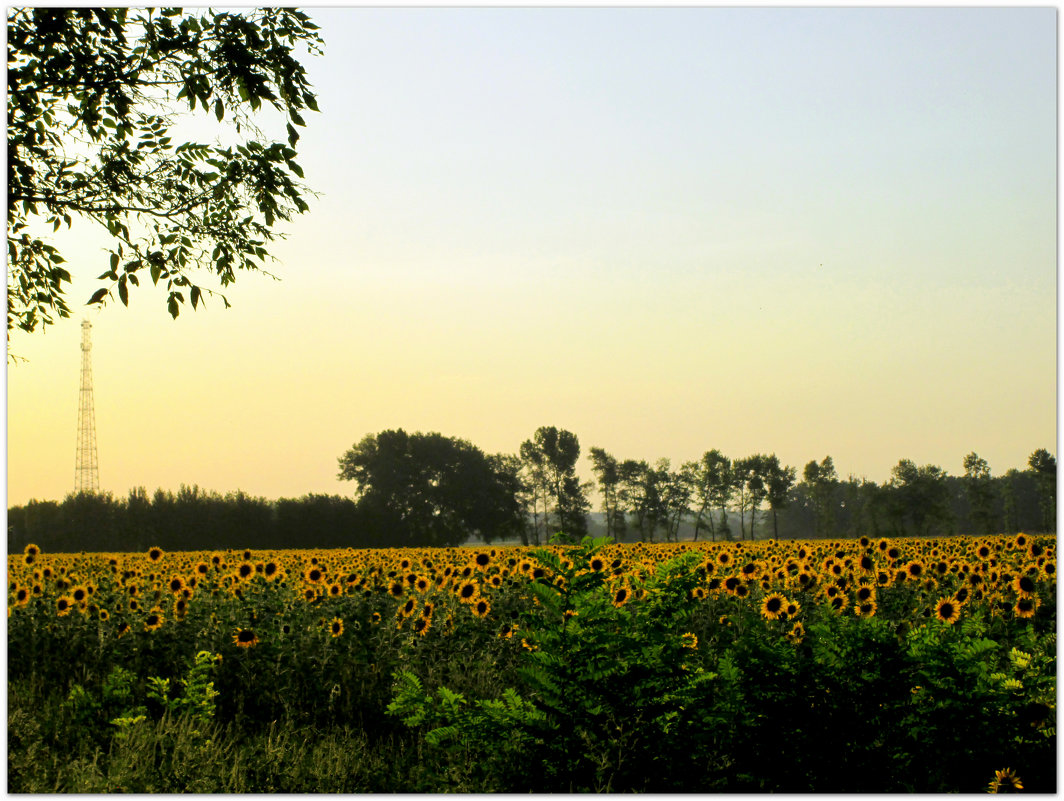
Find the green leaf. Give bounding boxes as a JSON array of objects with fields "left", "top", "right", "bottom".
[
  {"left": 214, "top": 98, "right": 224, "bottom": 121},
  {"left": 88, "top": 288, "right": 109, "bottom": 305},
  {"left": 118, "top": 276, "right": 128, "bottom": 306}
]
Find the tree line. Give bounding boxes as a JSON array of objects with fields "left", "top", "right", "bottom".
[{"left": 6, "top": 427, "right": 1056, "bottom": 553}]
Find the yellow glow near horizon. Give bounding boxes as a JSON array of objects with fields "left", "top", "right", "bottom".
[{"left": 6, "top": 8, "right": 1057, "bottom": 508}]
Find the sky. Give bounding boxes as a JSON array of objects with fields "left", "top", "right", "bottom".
[{"left": 6, "top": 6, "right": 1058, "bottom": 507}]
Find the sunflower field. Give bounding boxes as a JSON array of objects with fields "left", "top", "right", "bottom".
[{"left": 8, "top": 532, "right": 1056, "bottom": 792}]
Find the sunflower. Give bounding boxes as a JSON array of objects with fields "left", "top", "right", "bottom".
[
  {"left": 173, "top": 597, "right": 188, "bottom": 618},
  {"left": 1012, "top": 574, "right": 1037, "bottom": 597},
  {"left": 691, "top": 586, "right": 707, "bottom": 600},
  {"left": 398, "top": 597, "right": 417, "bottom": 619},
  {"left": 1014, "top": 596, "right": 1040, "bottom": 619},
  {"left": 71, "top": 585, "right": 88, "bottom": 603},
  {"left": 233, "top": 628, "right": 259, "bottom": 648},
  {"left": 680, "top": 632, "right": 698, "bottom": 649},
  {"left": 988, "top": 768, "right": 1023, "bottom": 793},
  {"left": 420, "top": 602, "right": 435, "bottom": 620},
  {"left": 304, "top": 566, "right": 324, "bottom": 584},
  {"left": 855, "top": 600, "right": 877, "bottom": 618},
  {"left": 934, "top": 597, "right": 961, "bottom": 625},
  {"left": 472, "top": 598, "right": 491, "bottom": 618},
  {"left": 611, "top": 585, "right": 631, "bottom": 608},
  {"left": 168, "top": 575, "right": 186, "bottom": 594},
  {"left": 13, "top": 587, "right": 29, "bottom": 607},
  {"left": 760, "top": 593, "right": 786, "bottom": 621},
  {"left": 329, "top": 617, "right": 344, "bottom": 637},
  {"left": 237, "top": 563, "right": 254, "bottom": 580},
  {"left": 388, "top": 581, "right": 405, "bottom": 598},
  {"left": 328, "top": 582, "right": 342, "bottom": 597},
  {"left": 144, "top": 609, "right": 164, "bottom": 632},
  {"left": 498, "top": 623, "right": 515, "bottom": 639},
  {"left": 148, "top": 547, "right": 164, "bottom": 563},
  {"left": 56, "top": 596, "right": 75, "bottom": 616},
  {"left": 412, "top": 616, "right": 431, "bottom": 636},
  {"left": 786, "top": 621, "right": 805, "bottom": 644},
  {"left": 371, "top": 611, "right": 382, "bottom": 625},
  {"left": 855, "top": 585, "right": 875, "bottom": 604},
  {"left": 456, "top": 580, "right": 479, "bottom": 603}
]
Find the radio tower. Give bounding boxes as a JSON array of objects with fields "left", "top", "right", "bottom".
[{"left": 74, "top": 318, "right": 100, "bottom": 494}]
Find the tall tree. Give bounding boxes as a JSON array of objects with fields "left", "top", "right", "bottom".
[
  {"left": 888, "top": 459, "right": 954, "bottom": 538},
  {"left": 619, "top": 459, "right": 663, "bottom": 543},
  {"left": 691, "top": 450, "right": 729, "bottom": 541},
  {"left": 731, "top": 457, "right": 752, "bottom": 540},
  {"left": 519, "top": 427, "right": 589, "bottom": 542},
  {"left": 1001, "top": 468, "right": 1020, "bottom": 535},
  {"left": 658, "top": 459, "right": 697, "bottom": 543},
  {"left": 7, "top": 7, "right": 323, "bottom": 335},
  {"left": 337, "top": 430, "right": 521, "bottom": 547},
  {"left": 518, "top": 439, "right": 550, "bottom": 545},
  {"left": 802, "top": 456, "right": 839, "bottom": 538},
  {"left": 742, "top": 454, "right": 770, "bottom": 540},
  {"left": 1027, "top": 448, "right": 1056, "bottom": 533},
  {"left": 764, "top": 455, "right": 797, "bottom": 541},
  {"left": 706, "top": 452, "right": 734, "bottom": 541},
  {"left": 588, "top": 447, "right": 625, "bottom": 540},
  {"left": 962, "top": 452, "right": 997, "bottom": 536}
]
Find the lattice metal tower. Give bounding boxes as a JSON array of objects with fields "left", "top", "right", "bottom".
[{"left": 75, "top": 318, "right": 100, "bottom": 493}]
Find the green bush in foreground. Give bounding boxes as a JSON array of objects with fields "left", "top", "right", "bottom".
[{"left": 388, "top": 536, "right": 1056, "bottom": 792}]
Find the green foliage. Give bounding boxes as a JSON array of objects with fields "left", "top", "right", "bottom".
[
  {"left": 337, "top": 430, "right": 526, "bottom": 546},
  {"left": 7, "top": 7, "right": 323, "bottom": 335},
  {"left": 146, "top": 650, "right": 220, "bottom": 731},
  {"left": 60, "top": 650, "right": 220, "bottom": 751},
  {"left": 388, "top": 536, "right": 725, "bottom": 791},
  {"left": 64, "top": 665, "right": 148, "bottom": 744}
]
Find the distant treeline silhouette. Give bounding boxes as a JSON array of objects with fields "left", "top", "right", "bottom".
[
  {"left": 7, "top": 427, "right": 1057, "bottom": 553},
  {"left": 6, "top": 456, "right": 1055, "bottom": 554},
  {"left": 7, "top": 488, "right": 376, "bottom": 554}
]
